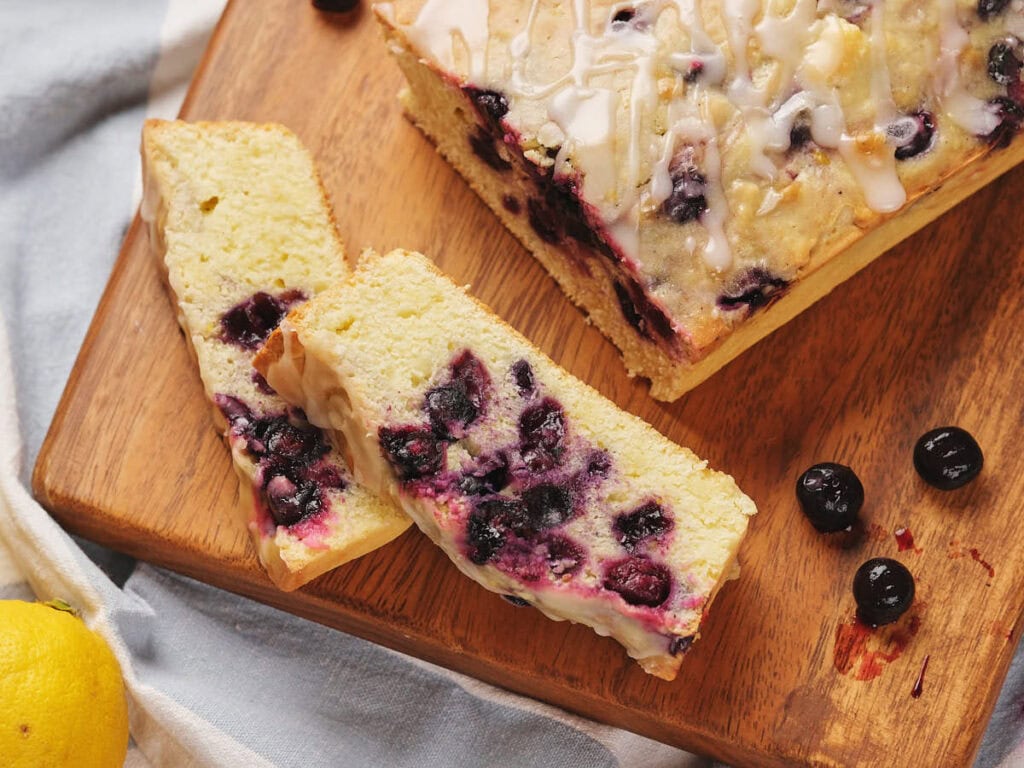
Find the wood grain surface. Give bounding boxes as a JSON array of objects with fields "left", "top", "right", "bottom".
[{"left": 32, "top": 2, "right": 1024, "bottom": 766}]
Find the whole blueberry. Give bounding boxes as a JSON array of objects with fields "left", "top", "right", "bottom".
[
  {"left": 378, "top": 425, "right": 445, "bottom": 481},
  {"left": 887, "top": 111, "right": 936, "bottom": 161},
  {"left": 613, "top": 501, "right": 673, "bottom": 550},
  {"left": 425, "top": 350, "right": 490, "bottom": 439},
  {"left": 466, "top": 512, "right": 506, "bottom": 565},
  {"left": 519, "top": 398, "right": 567, "bottom": 472},
  {"left": 264, "top": 472, "right": 321, "bottom": 526},
  {"left": 312, "top": 0, "right": 359, "bottom": 12},
  {"left": 978, "top": 0, "right": 1011, "bottom": 21},
  {"left": 795, "top": 463, "right": 864, "bottom": 532},
  {"left": 603, "top": 556, "right": 672, "bottom": 607},
  {"left": 853, "top": 558, "right": 915, "bottom": 627},
  {"left": 511, "top": 359, "right": 535, "bottom": 395},
  {"left": 988, "top": 41, "right": 1022, "bottom": 85},
  {"left": 913, "top": 426, "right": 983, "bottom": 490},
  {"left": 425, "top": 383, "right": 477, "bottom": 439},
  {"left": 661, "top": 162, "right": 707, "bottom": 224},
  {"left": 466, "top": 88, "right": 510, "bottom": 124}
]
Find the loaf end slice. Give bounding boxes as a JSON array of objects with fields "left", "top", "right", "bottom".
[{"left": 141, "top": 119, "right": 410, "bottom": 591}]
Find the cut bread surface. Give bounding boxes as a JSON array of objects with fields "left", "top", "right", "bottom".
[
  {"left": 140, "top": 119, "right": 409, "bottom": 591},
  {"left": 375, "top": 0, "right": 1024, "bottom": 399},
  {"left": 255, "top": 248, "right": 756, "bottom": 678}
]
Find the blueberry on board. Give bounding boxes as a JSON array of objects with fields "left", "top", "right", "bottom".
[
  {"left": 913, "top": 426, "right": 983, "bottom": 490},
  {"left": 795, "top": 463, "right": 864, "bottom": 532},
  {"left": 853, "top": 558, "right": 915, "bottom": 627},
  {"left": 312, "top": 0, "right": 359, "bottom": 12},
  {"left": 603, "top": 556, "right": 672, "bottom": 607}
]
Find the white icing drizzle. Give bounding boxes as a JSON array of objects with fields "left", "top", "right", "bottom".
[
  {"left": 755, "top": 0, "right": 817, "bottom": 91},
  {"left": 698, "top": 127, "right": 732, "bottom": 271},
  {"left": 936, "top": 0, "right": 1001, "bottom": 136},
  {"left": 723, "top": 0, "right": 764, "bottom": 108},
  {"left": 399, "top": 0, "right": 1002, "bottom": 268},
  {"left": 838, "top": 135, "right": 907, "bottom": 212},
  {"left": 667, "top": 0, "right": 727, "bottom": 83},
  {"left": 407, "top": 0, "right": 490, "bottom": 83},
  {"left": 868, "top": 2, "right": 897, "bottom": 128}
]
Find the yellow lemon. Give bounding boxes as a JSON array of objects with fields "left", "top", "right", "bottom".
[{"left": 0, "top": 599, "right": 129, "bottom": 768}]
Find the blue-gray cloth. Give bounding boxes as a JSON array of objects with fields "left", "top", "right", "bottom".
[{"left": 2, "top": 3, "right": 1023, "bottom": 767}]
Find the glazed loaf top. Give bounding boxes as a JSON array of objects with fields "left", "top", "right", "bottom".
[{"left": 377, "top": 0, "right": 1024, "bottom": 354}]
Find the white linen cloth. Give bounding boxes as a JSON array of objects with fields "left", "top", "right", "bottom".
[{"left": 1, "top": 2, "right": 1023, "bottom": 766}]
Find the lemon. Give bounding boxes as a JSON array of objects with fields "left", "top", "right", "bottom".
[{"left": 0, "top": 599, "right": 129, "bottom": 768}]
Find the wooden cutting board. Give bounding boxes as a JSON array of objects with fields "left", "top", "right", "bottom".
[{"left": 32, "top": 1, "right": 1024, "bottom": 766}]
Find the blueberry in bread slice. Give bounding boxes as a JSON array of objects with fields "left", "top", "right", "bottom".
[
  {"left": 254, "top": 249, "right": 756, "bottom": 678},
  {"left": 140, "top": 120, "right": 410, "bottom": 591},
  {"left": 375, "top": 0, "right": 1024, "bottom": 400}
]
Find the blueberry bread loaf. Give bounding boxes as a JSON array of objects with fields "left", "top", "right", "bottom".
[
  {"left": 375, "top": 0, "right": 1024, "bottom": 399},
  {"left": 254, "top": 249, "right": 756, "bottom": 678},
  {"left": 140, "top": 120, "right": 410, "bottom": 591}
]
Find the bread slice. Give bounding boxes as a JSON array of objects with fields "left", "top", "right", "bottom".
[
  {"left": 254, "top": 248, "right": 756, "bottom": 679},
  {"left": 374, "top": 1, "right": 1024, "bottom": 400},
  {"left": 140, "top": 120, "right": 410, "bottom": 591}
]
